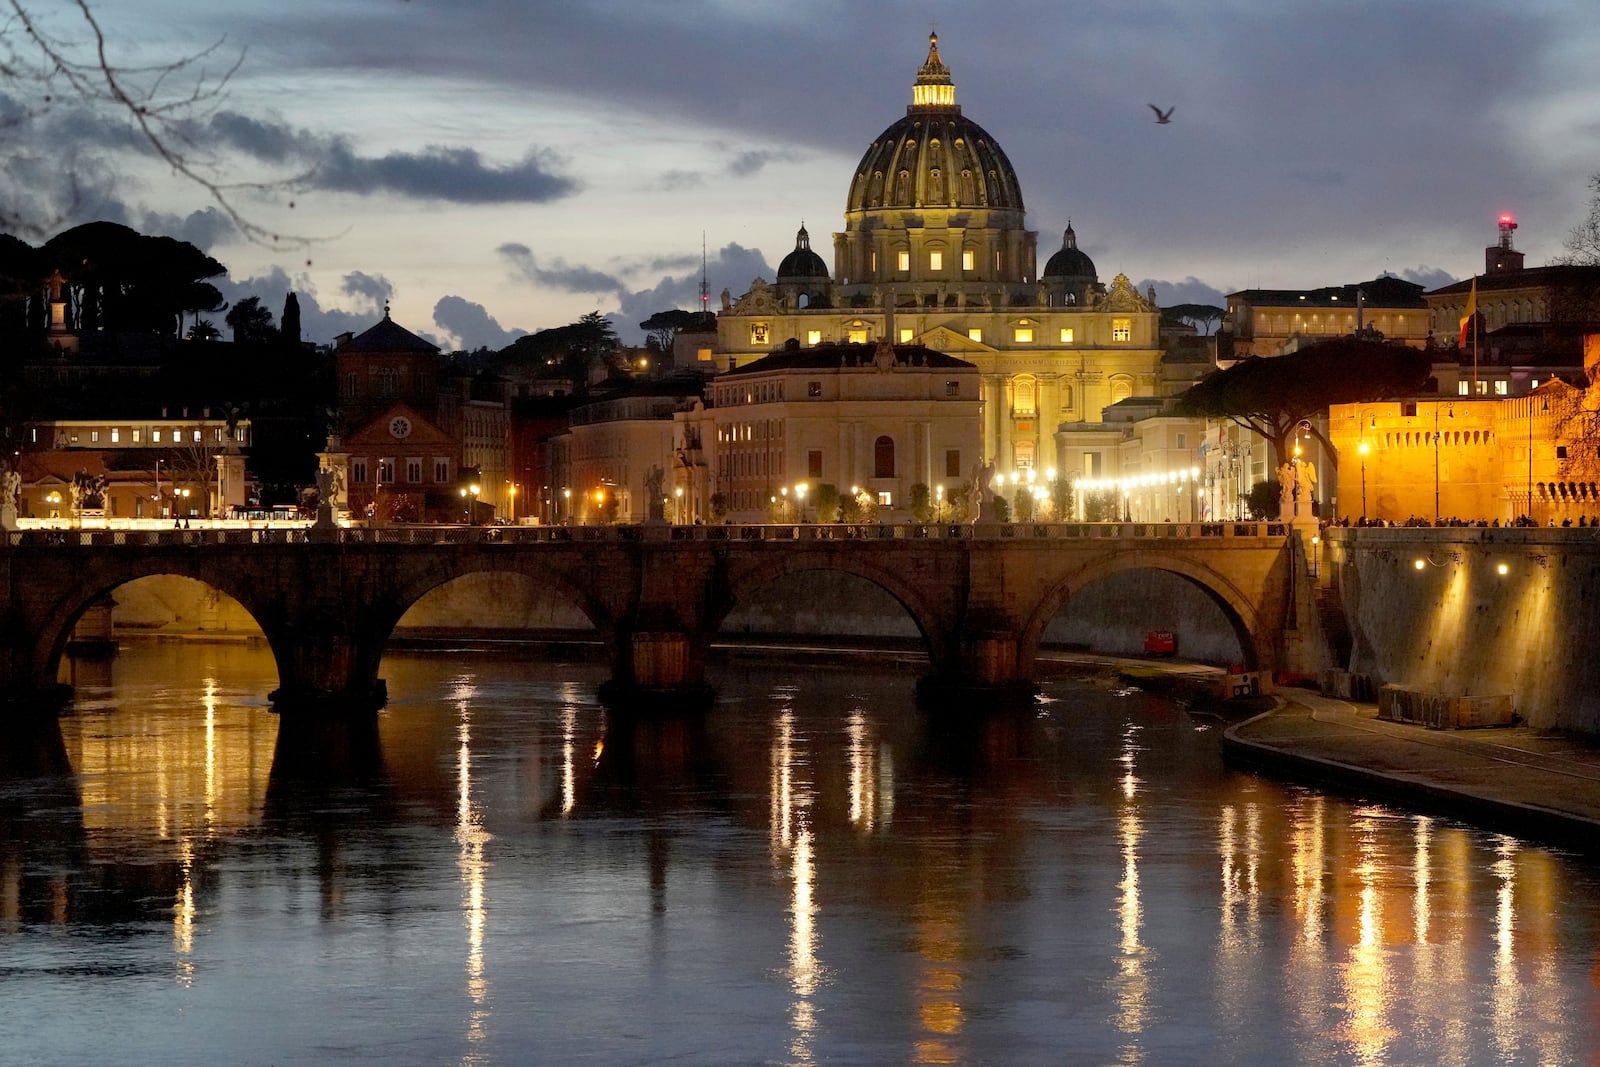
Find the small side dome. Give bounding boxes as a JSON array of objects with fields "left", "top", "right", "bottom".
[
  {"left": 777, "top": 223, "right": 830, "bottom": 281},
  {"left": 1042, "top": 222, "right": 1097, "bottom": 280}
]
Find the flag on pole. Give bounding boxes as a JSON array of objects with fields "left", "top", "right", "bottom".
[{"left": 1459, "top": 277, "right": 1478, "bottom": 346}]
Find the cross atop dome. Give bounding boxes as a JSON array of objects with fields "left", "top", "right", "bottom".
[{"left": 912, "top": 31, "right": 956, "bottom": 109}]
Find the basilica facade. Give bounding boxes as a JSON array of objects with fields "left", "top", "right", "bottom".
[{"left": 710, "top": 33, "right": 1164, "bottom": 478}]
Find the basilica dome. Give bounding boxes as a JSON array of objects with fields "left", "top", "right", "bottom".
[
  {"left": 776, "top": 224, "right": 830, "bottom": 281},
  {"left": 1042, "top": 223, "right": 1096, "bottom": 280},
  {"left": 844, "top": 33, "right": 1024, "bottom": 216}
]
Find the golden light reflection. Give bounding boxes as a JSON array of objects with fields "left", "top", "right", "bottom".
[
  {"left": 788, "top": 826, "right": 819, "bottom": 1066},
  {"left": 1412, "top": 816, "right": 1431, "bottom": 946},
  {"left": 913, "top": 909, "right": 965, "bottom": 1065},
  {"left": 1113, "top": 723, "right": 1149, "bottom": 1055},
  {"left": 846, "top": 709, "right": 894, "bottom": 832},
  {"left": 1491, "top": 835, "right": 1520, "bottom": 1063},
  {"left": 770, "top": 707, "right": 820, "bottom": 1065},
  {"left": 174, "top": 837, "right": 195, "bottom": 986},
  {"left": 456, "top": 706, "right": 492, "bottom": 1061},
  {"left": 561, "top": 705, "right": 577, "bottom": 816},
  {"left": 1332, "top": 809, "right": 1395, "bottom": 1061}
]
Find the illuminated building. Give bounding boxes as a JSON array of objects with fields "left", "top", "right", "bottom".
[{"left": 710, "top": 34, "right": 1163, "bottom": 475}]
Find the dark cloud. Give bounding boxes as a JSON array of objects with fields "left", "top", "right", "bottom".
[
  {"left": 212, "top": 267, "right": 383, "bottom": 347},
  {"left": 432, "top": 295, "right": 527, "bottom": 351},
  {"left": 614, "top": 242, "right": 775, "bottom": 337},
  {"left": 659, "top": 170, "right": 703, "bottom": 191},
  {"left": 725, "top": 148, "right": 798, "bottom": 178},
  {"left": 497, "top": 243, "right": 625, "bottom": 294},
  {"left": 199, "top": 109, "right": 580, "bottom": 205},
  {"left": 341, "top": 271, "right": 395, "bottom": 311},
  {"left": 1396, "top": 266, "right": 1459, "bottom": 292},
  {"left": 138, "top": 207, "right": 235, "bottom": 251},
  {"left": 1141, "top": 277, "right": 1230, "bottom": 308},
  {"left": 315, "top": 142, "right": 578, "bottom": 204}
]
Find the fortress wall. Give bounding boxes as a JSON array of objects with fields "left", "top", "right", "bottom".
[{"left": 1328, "top": 528, "right": 1600, "bottom": 733}]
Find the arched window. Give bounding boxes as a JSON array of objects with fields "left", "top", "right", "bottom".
[
  {"left": 874, "top": 435, "right": 895, "bottom": 478},
  {"left": 1012, "top": 375, "right": 1037, "bottom": 417},
  {"left": 1109, "top": 375, "right": 1133, "bottom": 404}
]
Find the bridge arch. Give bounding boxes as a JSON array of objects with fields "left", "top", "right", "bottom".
[
  {"left": 1020, "top": 550, "right": 1271, "bottom": 674},
  {"left": 715, "top": 551, "right": 956, "bottom": 670},
  {"left": 28, "top": 559, "right": 275, "bottom": 702}
]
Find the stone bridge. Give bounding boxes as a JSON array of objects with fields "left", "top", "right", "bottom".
[{"left": 1, "top": 521, "right": 1316, "bottom": 716}]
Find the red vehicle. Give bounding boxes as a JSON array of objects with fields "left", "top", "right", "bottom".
[{"left": 1143, "top": 630, "right": 1177, "bottom": 656}]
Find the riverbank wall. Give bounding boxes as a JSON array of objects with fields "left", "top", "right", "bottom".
[{"left": 1323, "top": 527, "right": 1600, "bottom": 734}]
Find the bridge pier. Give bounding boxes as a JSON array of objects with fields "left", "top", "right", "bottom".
[
  {"left": 917, "top": 612, "right": 1039, "bottom": 708},
  {"left": 597, "top": 631, "right": 715, "bottom": 711},
  {"left": 265, "top": 629, "right": 388, "bottom": 717}
]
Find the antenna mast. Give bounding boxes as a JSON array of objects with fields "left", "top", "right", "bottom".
[{"left": 700, "top": 232, "right": 709, "bottom": 312}]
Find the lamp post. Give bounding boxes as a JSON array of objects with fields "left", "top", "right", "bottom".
[
  {"left": 507, "top": 482, "right": 517, "bottom": 523},
  {"left": 562, "top": 487, "right": 571, "bottom": 524},
  {"left": 1357, "top": 440, "right": 1369, "bottom": 522},
  {"left": 796, "top": 482, "right": 807, "bottom": 524},
  {"left": 674, "top": 485, "right": 683, "bottom": 524}
]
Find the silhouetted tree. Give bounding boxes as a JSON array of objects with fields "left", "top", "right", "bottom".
[
  {"left": 225, "top": 295, "right": 275, "bottom": 344},
  {"left": 639, "top": 308, "right": 715, "bottom": 352},
  {"left": 1174, "top": 338, "right": 1430, "bottom": 467},
  {"left": 1165, "top": 303, "right": 1225, "bottom": 335},
  {"left": 281, "top": 291, "right": 302, "bottom": 346}
]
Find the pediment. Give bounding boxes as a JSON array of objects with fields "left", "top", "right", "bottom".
[
  {"left": 344, "top": 402, "right": 455, "bottom": 451},
  {"left": 919, "top": 324, "right": 996, "bottom": 353}
]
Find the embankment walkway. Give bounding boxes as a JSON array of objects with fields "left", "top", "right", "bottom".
[{"left": 1226, "top": 692, "right": 1600, "bottom": 851}]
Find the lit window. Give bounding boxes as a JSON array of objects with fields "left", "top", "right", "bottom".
[
  {"left": 870, "top": 251, "right": 877, "bottom": 272},
  {"left": 929, "top": 251, "right": 943, "bottom": 271},
  {"left": 1014, "top": 328, "right": 1033, "bottom": 343},
  {"left": 132, "top": 430, "right": 141, "bottom": 443},
  {"left": 806, "top": 330, "right": 822, "bottom": 346},
  {"left": 962, "top": 250, "right": 975, "bottom": 271},
  {"left": 1013, "top": 377, "right": 1037, "bottom": 416},
  {"left": 750, "top": 323, "right": 770, "bottom": 345},
  {"left": 1495, "top": 380, "right": 1508, "bottom": 395},
  {"left": 1531, "top": 379, "right": 1540, "bottom": 389},
  {"left": 878, "top": 491, "right": 893, "bottom": 506},
  {"left": 1458, "top": 381, "right": 1470, "bottom": 396},
  {"left": 1112, "top": 319, "right": 1132, "bottom": 342},
  {"left": 897, "top": 250, "right": 911, "bottom": 272},
  {"left": 968, "top": 328, "right": 983, "bottom": 342},
  {"left": 1059, "top": 328, "right": 1075, "bottom": 343},
  {"left": 697, "top": 347, "right": 713, "bottom": 362},
  {"left": 193, "top": 429, "right": 202, "bottom": 443},
  {"left": 807, "top": 381, "right": 822, "bottom": 397},
  {"left": 110, "top": 428, "right": 119, "bottom": 443},
  {"left": 90, "top": 430, "right": 99, "bottom": 442},
  {"left": 899, "top": 328, "right": 913, "bottom": 343},
  {"left": 848, "top": 327, "right": 870, "bottom": 344},
  {"left": 152, "top": 430, "right": 162, "bottom": 443},
  {"left": 1476, "top": 380, "right": 1489, "bottom": 396}
]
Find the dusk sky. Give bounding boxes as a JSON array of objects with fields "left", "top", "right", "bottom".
[{"left": 15, "top": 0, "right": 1600, "bottom": 349}]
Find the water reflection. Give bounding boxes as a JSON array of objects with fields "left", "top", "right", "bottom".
[{"left": 4, "top": 646, "right": 1600, "bottom": 1065}]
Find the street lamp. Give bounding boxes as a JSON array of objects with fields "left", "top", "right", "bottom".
[
  {"left": 1357, "top": 440, "right": 1369, "bottom": 522},
  {"left": 563, "top": 487, "right": 571, "bottom": 524},
  {"left": 460, "top": 482, "right": 480, "bottom": 523},
  {"left": 506, "top": 482, "right": 517, "bottom": 523},
  {"left": 796, "top": 482, "right": 807, "bottom": 523},
  {"left": 1527, "top": 396, "right": 1548, "bottom": 523},
  {"left": 674, "top": 485, "right": 683, "bottom": 524}
]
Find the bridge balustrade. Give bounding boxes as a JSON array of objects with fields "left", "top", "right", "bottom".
[{"left": 1, "top": 520, "right": 1291, "bottom": 549}]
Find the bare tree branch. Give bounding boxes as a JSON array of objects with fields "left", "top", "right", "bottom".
[{"left": 1, "top": 0, "right": 309, "bottom": 245}]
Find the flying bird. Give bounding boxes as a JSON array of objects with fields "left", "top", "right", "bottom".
[{"left": 1148, "top": 104, "right": 1174, "bottom": 124}]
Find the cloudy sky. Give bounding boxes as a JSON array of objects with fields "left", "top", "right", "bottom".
[{"left": 8, "top": 0, "right": 1600, "bottom": 349}]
